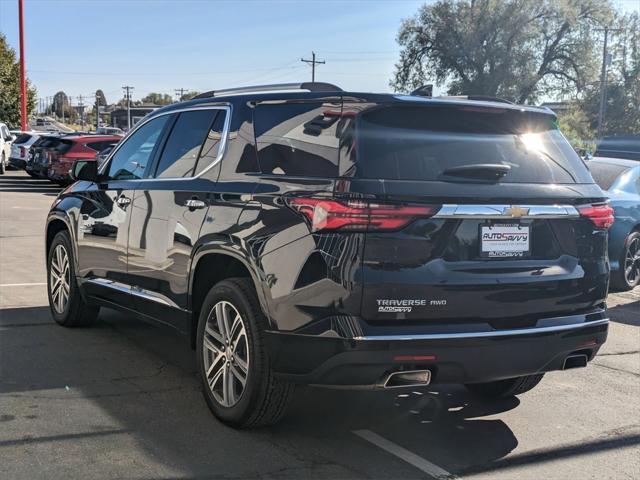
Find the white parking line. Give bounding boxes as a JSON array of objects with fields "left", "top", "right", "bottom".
[
  {"left": 0, "top": 283, "right": 46, "bottom": 287},
  {"left": 353, "top": 429, "right": 458, "bottom": 479}
]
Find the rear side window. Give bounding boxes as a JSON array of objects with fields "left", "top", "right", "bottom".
[
  {"left": 193, "top": 110, "right": 226, "bottom": 176},
  {"left": 254, "top": 101, "right": 340, "bottom": 177},
  {"left": 352, "top": 105, "right": 593, "bottom": 184},
  {"left": 153, "top": 109, "right": 218, "bottom": 178}
]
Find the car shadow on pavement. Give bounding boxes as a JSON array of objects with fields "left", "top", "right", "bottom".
[
  {"left": 1, "top": 305, "right": 636, "bottom": 478},
  {"left": 607, "top": 298, "right": 640, "bottom": 326}
]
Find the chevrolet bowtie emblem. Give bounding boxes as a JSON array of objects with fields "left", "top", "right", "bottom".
[{"left": 503, "top": 206, "right": 530, "bottom": 217}]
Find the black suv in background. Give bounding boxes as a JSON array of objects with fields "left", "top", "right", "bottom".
[{"left": 46, "top": 83, "right": 611, "bottom": 428}]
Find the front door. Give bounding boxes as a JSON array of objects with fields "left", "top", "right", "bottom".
[{"left": 78, "top": 114, "right": 171, "bottom": 304}]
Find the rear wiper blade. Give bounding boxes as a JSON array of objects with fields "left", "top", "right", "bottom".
[{"left": 442, "top": 163, "right": 511, "bottom": 181}]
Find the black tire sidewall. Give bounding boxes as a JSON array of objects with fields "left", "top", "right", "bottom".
[
  {"left": 196, "top": 280, "right": 268, "bottom": 427},
  {"left": 613, "top": 231, "right": 640, "bottom": 291},
  {"left": 47, "top": 231, "right": 78, "bottom": 324}
]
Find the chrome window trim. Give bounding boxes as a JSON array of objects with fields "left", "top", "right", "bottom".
[
  {"left": 98, "top": 104, "right": 232, "bottom": 181},
  {"left": 353, "top": 318, "right": 609, "bottom": 341},
  {"left": 433, "top": 204, "right": 580, "bottom": 219}
]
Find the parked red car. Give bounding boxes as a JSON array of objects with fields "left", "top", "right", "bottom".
[{"left": 47, "top": 135, "right": 121, "bottom": 185}]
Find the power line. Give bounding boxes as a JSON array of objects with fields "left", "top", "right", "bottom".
[
  {"left": 174, "top": 88, "right": 188, "bottom": 102},
  {"left": 301, "top": 52, "right": 325, "bottom": 82}
]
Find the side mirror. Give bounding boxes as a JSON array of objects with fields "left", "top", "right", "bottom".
[{"left": 71, "top": 160, "right": 99, "bottom": 182}]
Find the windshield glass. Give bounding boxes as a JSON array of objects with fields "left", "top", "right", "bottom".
[{"left": 354, "top": 105, "right": 593, "bottom": 183}]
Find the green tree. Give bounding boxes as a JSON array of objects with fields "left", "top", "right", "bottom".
[
  {"left": 556, "top": 103, "right": 596, "bottom": 149},
  {"left": 392, "top": 0, "right": 612, "bottom": 103},
  {"left": 140, "top": 92, "right": 173, "bottom": 105},
  {"left": 0, "top": 33, "right": 37, "bottom": 127},
  {"left": 95, "top": 89, "right": 107, "bottom": 107}
]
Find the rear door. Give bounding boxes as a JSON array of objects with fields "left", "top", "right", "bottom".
[
  {"left": 127, "top": 107, "right": 227, "bottom": 331},
  {"left": 341, "top": 101, "right": 610, "bottom": 328}
]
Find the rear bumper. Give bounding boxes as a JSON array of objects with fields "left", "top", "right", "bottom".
[
  {"left": 9, "top": 157, "right": 27, "bottom": 169},
  {"left": 265, "top": 312, "right": 609, "bottom": 388}
]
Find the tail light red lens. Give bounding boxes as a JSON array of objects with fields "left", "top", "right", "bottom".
[
  {"left": 19, "top": 147, "right": 26, "bottom": 158},
  {"left": 578, "top": 204, "right": 614, "bottom": 229},
  {"left": 287, "top": 197, "right": 439, "bottom": 232}
]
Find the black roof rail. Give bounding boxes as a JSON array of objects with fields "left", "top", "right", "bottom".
[
  {"left": 193, "top": 82, "right": 342, "bottom": 99},
  {"left": 438, "top": 95, "right": 515, "bottom": 105}
]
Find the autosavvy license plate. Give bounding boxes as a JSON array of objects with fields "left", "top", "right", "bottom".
[{"left": 480, "top": 224, "right": 530, "bottom": 258}]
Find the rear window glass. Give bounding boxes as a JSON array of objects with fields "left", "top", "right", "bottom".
[
  {"left": 14, "top": 133, "right": 32, "bottom": 144},
  {"left": 588, "top": 162, "right": 631, "bottom": 191},
  {"left": 353, "top": 105, "right": 593, "bottom": 184},
  {"left": 53, "top": 139, "right": 73, "bottom": 154}
]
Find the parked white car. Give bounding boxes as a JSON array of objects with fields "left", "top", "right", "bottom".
[
  {"left": 0, "top": 122, "right": 16, "bottom": 175},
  {"left": 9, "top": 130, "right": 41, "bottom": 170}
]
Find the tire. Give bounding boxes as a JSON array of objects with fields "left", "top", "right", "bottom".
[
  {"left": 466, "top": 374, "right": 544, "bottom": 398},
  {"left": 610, "top": 231, "right": 640, "bottom": 291},
  {"left": 47, "top": 231, "right": 100, "bottom": 327},
  {"left": 196, "top": 277, "right": 293, "bottom": 428},
  {"left": 0, "top": 153, "right": 5, "bottom": 174}
]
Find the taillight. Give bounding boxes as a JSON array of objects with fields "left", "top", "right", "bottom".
[
  {"left": 287, "top": 197, "right": 439, "bottom": 232},
  {"left": 578, "top": 204, "right": 614, "bottom": 229},
  {"left": 19, "top": 147, "right": 26, "bottom": 158}
]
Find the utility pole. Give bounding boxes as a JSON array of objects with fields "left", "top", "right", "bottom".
[
  {"left": 301, "top": 51, "right": 325, "bottom": 82},
  {"left": 122, "top": 86, "right": 134, "bottom": 131},
  {"left": 174, "top": 88, "right": 188, "bottom": 102},
  {"left": 78, "top": 94, "right": 85, "bottom": 129},
  {"left": 18, "top": 0, "right": 27, "bottom": 131},
  {"left": 596, "top": 27, "right": 621, "bottom": 138},
  {"left": 597, "top": 27, "right": 610, "bottom": 139},
  {"left": 95, "top": 91, "right": 100, "bottom": 132}
]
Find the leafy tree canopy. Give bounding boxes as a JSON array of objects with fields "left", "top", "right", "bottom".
[
  {"left": 140, "top": 92, "right": 173, "bottom": 106},
  {"left": 0, "top": 33, "right": 37, "bottom": 128},
  {"left": 392, "top": 0, "right": 613, "bottom": 103}
]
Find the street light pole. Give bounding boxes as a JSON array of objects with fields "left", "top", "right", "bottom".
[
  {"left": 18, "top": 0, "right": 28, "bottom": 131},
  {"left": 596, "top": 27, "right": 609, "bottom": 139}
]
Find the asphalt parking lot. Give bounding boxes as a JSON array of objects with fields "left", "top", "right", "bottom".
[{"left": 1, "top": 170, "right": 639, "bottom": 480}]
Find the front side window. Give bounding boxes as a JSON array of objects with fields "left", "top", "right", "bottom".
[
  {"left": 107, "top": 115, "right": 169, "bottom": 180},
  {"left": 153, "top": 109, "right": 219, "bottom": 178}
]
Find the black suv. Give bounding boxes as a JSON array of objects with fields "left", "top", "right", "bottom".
[{"left": 46, "top": 83, "right": 612, "bottom": 428}]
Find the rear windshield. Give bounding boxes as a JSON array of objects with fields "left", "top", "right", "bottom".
[
  {"left": 53, "top": 139, "right": 73, "bottom": 154},
  {"left": 354, "top": 105, "right": 593, "bottom": 184},
  {"left": 14, "top": 133, "right": 32, "bottom": 144},
  {"left": 588, "top": 162, "right": 630, "bottom": 191}
]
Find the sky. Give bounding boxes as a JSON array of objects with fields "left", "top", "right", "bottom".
[
  {"left": 0, "top": 0, "right": 428, "bottom": 105},
  {"left": 1, "top": 0, "right": 638, "bottom": 107}
]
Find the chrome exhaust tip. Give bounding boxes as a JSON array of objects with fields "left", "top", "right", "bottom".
[
  {"left": 563, "top": 354, "right": 588, "bottom": 370},
  {"left": 383, "top": 370, "right": 431, "bottom": 389}
]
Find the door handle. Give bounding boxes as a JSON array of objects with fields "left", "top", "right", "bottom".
[
  {"left": 185, "top": 198, "right": 206, "bottom": 210},
  {"left": 116, "top": 196, "right": 131, "bottom": 207}
]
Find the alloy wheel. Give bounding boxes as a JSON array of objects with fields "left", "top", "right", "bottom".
[
  {"left": 624, "top": 237, "right": 640, "bottom": 286},
  {"left": 50, "top": 244, "right": 71, "bottom": 313},
  {"left": 202, "top": 300, "right": 250, "bottom": 407}
]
